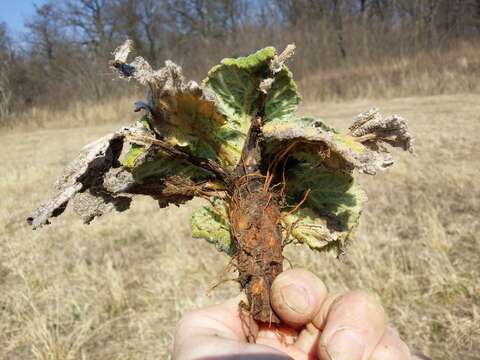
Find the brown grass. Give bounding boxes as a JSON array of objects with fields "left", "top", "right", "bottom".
[
  {"left": 299, "top": 41, "right": 480, "bottom": 101},
  {"left": 0, "top": 94, "right": 479, "bottom": 359},
  {"left": 0, "top": 97, "right": 137, "bottom": 131}
]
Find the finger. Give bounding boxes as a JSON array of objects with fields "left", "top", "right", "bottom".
[
  {"left": 257, "top": 323, "right": 299, "bottom": 346},
  {"left": 292, "top": 293, "right": 344, "bottom": 356},
  {"left": 294, "top": 323, "right": 320, "bottom": 357},
  {"left": 256, "top": 324, "right": 317, "bottom": 360},
  {"left": 314, "top": 290, "right": 388, "bottom": 360},
  {"left": 270, "top": 269, "right": 328, "bottom": 328},
  {"left": 174, "top": 295, "right": 261, "bottom": 358},
  {"left": 370, "top": 327, "right": 412, "bottom": 360}
]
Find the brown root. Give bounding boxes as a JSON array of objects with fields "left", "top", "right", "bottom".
[{"left": 230, "top": 178, "right": 283, "bottom": 324}]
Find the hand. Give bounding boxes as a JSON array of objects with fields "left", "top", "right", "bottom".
[{"left": 174, "top": 269, "right": 425, "bottom": 360}]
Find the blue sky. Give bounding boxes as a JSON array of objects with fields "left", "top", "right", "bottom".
[{"left": 0, "top": 0, "right": 46, "bottom": 35}]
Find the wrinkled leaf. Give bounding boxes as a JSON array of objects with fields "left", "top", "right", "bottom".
[
  {"left": 204, "top": 47, "right": 301, "bottom": 126},
  {"left": 282, "top": 164, "right": 367, "bottom": 255},
  {"left": 113, "top": 46, "right": 240, "bottom": 168},
  {"left": 119, "top": 118, "right": 217, "bottom": 183},
  {"left": 349, "top": 108, "right": 413, "bottom": 152},
  {"left": 27, "top": 131, "right": 127, "bottom": 229},
  {"left": 28, "top": 122, "right": 222, "bottom": 228},
  {"left": 264, "top": 65, "right": 300, "bottom": 123},
  {"left": 190, "top": 200, "right": 234, "bottom": 255},
  {"left": 203, "top": 47, "right": 300, "bottom": 144},
  {"left": 263, "top": 112, "right": 411, "bottom": 174}
]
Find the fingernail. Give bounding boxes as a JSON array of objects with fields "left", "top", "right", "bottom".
[
  {"left": 325, "top": 329, "right": 364, "bottom": 360},
  {"left": 280, "top": 284, "right": 310, "bottom": 314}
]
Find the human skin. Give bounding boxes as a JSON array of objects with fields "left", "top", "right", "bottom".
[{"left": 174, "top": 269, "right": 430, "bottom": 360}]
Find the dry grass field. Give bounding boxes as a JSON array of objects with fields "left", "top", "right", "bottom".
[{"left": 0, "top": 94, "right": 479, "bottom": 359}]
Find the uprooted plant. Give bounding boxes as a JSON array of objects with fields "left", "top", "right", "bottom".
[{"left": 28, "top": 40, "right": 413, "bottom": 327}]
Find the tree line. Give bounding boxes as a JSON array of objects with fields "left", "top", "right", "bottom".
[{"left": 1, "top": 0, "right": 479, "bottom": 119}]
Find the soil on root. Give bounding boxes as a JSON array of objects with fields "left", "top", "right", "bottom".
[{"left": 230, "top": 180, "right": 284, "bottom": 324}]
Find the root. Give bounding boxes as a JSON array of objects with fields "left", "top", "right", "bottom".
[
  {"left": 283, "top": 189, "right": 311, "bottom": 217},
  {"left": 279, "top": 156, "right": 288, "bottom": 199},
  {"left": 263, "top": 140, "right": 299, "bottom": 191},
  {"left": 283, "top": 218, "right": 301, "bottom": 248},
  {"left": 238, "top": 300, "right": 256, "bottom": 343},
  {"left": 206, "top": 277, "right": 238, "bottom": 295},
  {"left": 230, "top": 179, "right": 283, "bottom": 324},
  {"left": 228, "top": 140, "right": 307, "bottom": 325},
  {"left": 273, "top": 328, "right": 289, "bottom": 345},
  {"left": 206, "top": 259, "right": 239, "bottom": 295}
]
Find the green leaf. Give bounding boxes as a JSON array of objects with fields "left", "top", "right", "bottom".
[
  {"left": 265, "top": 66, "right": 301, "bottom": 123},
  {"left": 121, "top": 144, "right": 212, "bottom": 183},
  {"left": 220, "top": 47, "right": 276, "bottom": 68},
  {"left": 190, "top": 200, "right": 234, "bottom": 255},
  {"left": 155, "top": 87, "right": 243, "bottom": 168},
  {"left": 282, "top": 164, "right": 367, "bottom": 255},
  {"left": 119, "top": 118, "right": 215, "bottom": 182},
  {"left": 202, "top": 47, "right": 300, "bottom": 164},
  {"left": 122, "top": 144, "right": 145, "bottom": 169},
  {"left": 263, "top": 117, "right": 368, "bottom": 253},
  {"left": 203, "top": 47, "right": 275, "bottom": 135},
  {"left": 134, "top": 153, "right": 212, "bottom": 183}
]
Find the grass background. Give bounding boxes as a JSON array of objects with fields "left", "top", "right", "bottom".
[{"left": 0, "top": 94, "right": 479, "bottom": 359}]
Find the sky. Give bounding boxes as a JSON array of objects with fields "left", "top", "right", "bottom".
[{"left": 0, "top": 0, "right": 46, "bottom": 35}]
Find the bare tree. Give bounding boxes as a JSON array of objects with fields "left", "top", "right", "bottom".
[
  {"left": 137, "top": 0, "right": 163, "bottom": 64},
  {"left": 0, "top": 23, "right": 12, "bottom": 120},
  {"left": 63, "top": 0, "right": 117, "bottom": 55},
  {"left": 330, "top": 0, "right": 347, "bottom": 59},
  {"left": 166, "top": 0, "right": 241, "bottom": 40},
  {"left": 25, "top": 3, "right": 63, "bottom": 61}
]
